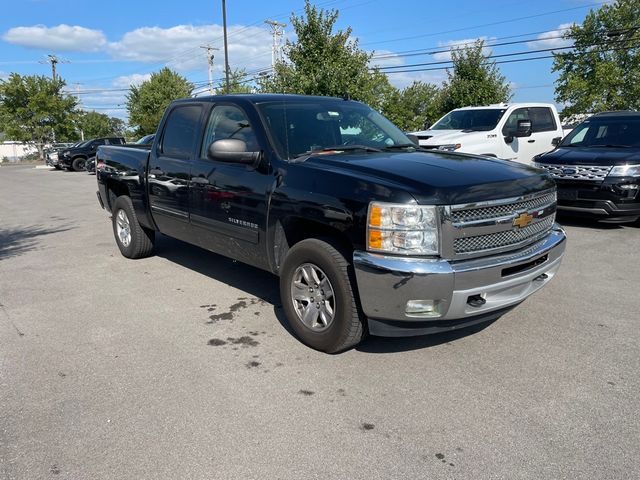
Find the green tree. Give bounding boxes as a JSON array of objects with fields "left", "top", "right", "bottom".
[
  {"left": 553, "top": 0, "right": 640, "bottom": 115},
  {"left": 77, "top": 110, "right": 126, "bottom": 138},
  {"left": 126, "top": 68, "right": 193, "bottom": 136},
  {"left": 0, "top": 73, "right": 77, "bottom": 159},
  {"left": 381, "top": 81, "right": 441, "bottom": 131},
  {"left": 217, "top": 68, "right": 254, "bottom": 94},
  {"left": 259, "top": 0, "right": 394, "bottom": 110},
  {"left": 438, "top": 40, "right": 512, "bottom": 116}
]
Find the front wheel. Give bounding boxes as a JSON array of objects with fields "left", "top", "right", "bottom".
[
  {"left": 71, "top": 157, "right": 86, "bottom": 172},
  {"left": 280, "top": 238, "right": 365, "bottom": 353},
  {"left": 111, "top": 196, "right": 155, "bottom": 259}
]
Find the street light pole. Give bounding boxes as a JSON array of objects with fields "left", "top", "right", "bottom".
[{"left": 222, "top": 0, "right": 230, "bottom": 93}]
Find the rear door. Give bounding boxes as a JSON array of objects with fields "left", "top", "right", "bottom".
[{"left": 148, "top": 103, "right": 204, "bottom": 240}]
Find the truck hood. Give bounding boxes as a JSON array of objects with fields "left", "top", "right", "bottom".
[
  {"left": 303, "top": 150, "right": 553, "bottom": 205},
  {"left": 537, "top": 146, "right": 640, "bottom": 166}
]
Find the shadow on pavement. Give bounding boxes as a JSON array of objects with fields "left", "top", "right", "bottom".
[
  {"left": 357, "top": 320, "right": 497, "bottom": 354},
  {"left": 154, "top": 234, "right": 499, "bottom": 354},
  {"left": 0, "top": 225, "right": 74, "bottom": 260},
  {"left": 153, "top": 235, "right": 297, "bottom": 337}
]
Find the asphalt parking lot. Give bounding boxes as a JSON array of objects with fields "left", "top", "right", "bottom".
[{"left": 1, "top": 164, "right": 639, "bottom": 480}]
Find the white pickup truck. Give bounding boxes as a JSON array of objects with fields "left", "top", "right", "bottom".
[{"left": 410, "top": 103, "right": 564, "bottom": 164}]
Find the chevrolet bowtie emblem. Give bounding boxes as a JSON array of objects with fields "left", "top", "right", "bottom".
[{"left": 513, "top": 212, "right": 534, "bottom": 228}]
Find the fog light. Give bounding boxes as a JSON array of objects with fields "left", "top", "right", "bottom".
[{"left": 406, "top": 299, "right": 442, "bottom": 318}]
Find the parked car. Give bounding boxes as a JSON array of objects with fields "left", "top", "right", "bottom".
[
  {"left": 96, "top": 94, "right": 566, "bottom": 353},
  {"left": 45, "top": 142, "right": 76, "bottom": 169},
  {"left": 59, "top": 137, "right": 125, "bottom": 171},
  {"left": 534, "top": 111, "right": 640, "bottom": 223},
  {"left": 410, "top": 103, "right": 564, "bottom": 164},
  {"left": 135, "top": 134, "right": 155, "bottom": 145},
  {"left": 85, "top": 156, "right": 96, "bottom": 174}
]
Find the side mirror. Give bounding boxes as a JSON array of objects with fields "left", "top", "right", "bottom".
[
  {"left": 515, "top": 119, "right": 532, "bottom": 137},
  {"left": 406, "top": 134, "right": 420, "bottom": 146},
  {"left": 423, "top": 121, "right": 432, "bottom": 130},
  {"left": 207, "top": 138, "right": 261, "bottom": 165},
  {"left": 551, "top": 136, "right": 562, "bottom": 147}
]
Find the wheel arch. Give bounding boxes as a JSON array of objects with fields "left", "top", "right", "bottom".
[{"left": 273, "top": 216, "right": 354, "bottom": 275}]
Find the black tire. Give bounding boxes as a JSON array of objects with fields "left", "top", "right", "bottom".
[
  {"left": 86, "top": 156, "right": 96, "bottom": 174},
  {"left": 280, "top": 238, "right": 365, "bottom": 353},
  {"left": 111, "top": 196, "right": 155, "bottom": 259},
  {"left": 71, "top": 157, "right": 86, "bottom": 172}
]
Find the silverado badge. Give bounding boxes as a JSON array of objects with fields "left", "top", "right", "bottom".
[{"left": 513, "top": 212, "right": 534, "bottom": 228}]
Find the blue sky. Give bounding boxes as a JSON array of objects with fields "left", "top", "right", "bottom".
[{"left": 0, "top": 0, "right": 609, "bottom": 121}]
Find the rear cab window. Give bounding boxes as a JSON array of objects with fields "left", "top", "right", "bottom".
[{"left": 160, "top": 105, "right": 203, "bottom": 158}]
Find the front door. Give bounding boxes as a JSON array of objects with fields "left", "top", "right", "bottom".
[
  {"left": 148, "top": 103, "right": 203, "bottom": 239},
  {"left": 189, "top": 103, "right": 272, "bottom": 269},
  {"left": 501, "top": 107, "right": 560, "bottom": 164}
]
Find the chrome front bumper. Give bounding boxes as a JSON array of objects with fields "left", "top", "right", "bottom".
[{"left": 353, "top": 225, "right": 566, "bottom": 334}]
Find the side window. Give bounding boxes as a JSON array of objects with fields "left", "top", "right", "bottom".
[
  {"left": 529, "top": 107, "right": 557, "bottom": 132},
  {"left": 161, "top": 105, "right": 202, "bottom": 158},
  {"left": 502, "top": 108, "right": 529, "bottom": 136},
  {"left": 201, "top": 105, "right": 258, "bottom": 158}
]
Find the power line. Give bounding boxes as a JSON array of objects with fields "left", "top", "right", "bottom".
[
  {"left": 378, "top": 33, "right": 640, "bottom": 72},
  {"left": 382, "top": 40, "right": 640, "bottom": 74},
  {"left": 361, "top": 2, "right": 608, "bottom": 47}
]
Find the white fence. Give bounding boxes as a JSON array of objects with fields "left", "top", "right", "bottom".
[{"left": 0, "top": 142, "right": 39, "bottom": 162}]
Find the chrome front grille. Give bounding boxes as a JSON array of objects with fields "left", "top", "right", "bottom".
[
  {"left": 440, "top": 188, "right": 557, "bottom": 259},
  {"left": 451, "top": 191, "right": 557, "bottom": 223},
  {"left": 453, "top": 215, "right": 555, "bottom": 254},
  {"left": 537, "top": 163, "right": 611, "bottom": 181}
]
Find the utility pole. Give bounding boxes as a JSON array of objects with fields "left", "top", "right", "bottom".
[
  {"left": 73, "top": 83, "right": 85, "bottom": 141},
  {"left": 200, "top": 45, "right": 219, "bottom": 94},
  {"left": 40, "top": 54, "right": 69, "bottom": 81},
  {"left": 221, "top": 0, "right": 230, "bottom": 93},
  {"left": 264, "top": 20, "right": 286, "bottom": 68}
]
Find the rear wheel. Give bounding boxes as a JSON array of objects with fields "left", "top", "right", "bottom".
[
  {"left": 71, "top": 157, "right": 86, "bottom": 172},
  {"left": 111, "top": 196, "right": 155, "bottom": 258},
  {"left": 280, "top": 238, "right": 365, "bottom": 353}
]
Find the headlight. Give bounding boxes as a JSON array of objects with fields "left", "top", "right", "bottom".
[
  {"left": 62, "top": 150, "right": 69, "bottom": 156},
  {"left": 437, "top": 144, "right": 461, "bottom": 151},
  {"left": 367, "top": 202, "right": 439, "bottom": 255},
  {"left": 608, "top": 164, "right": 640, "bottom": 177}
]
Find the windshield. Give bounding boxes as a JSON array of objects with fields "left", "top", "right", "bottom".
[
  {"left": 560, "top": 117, "right": 640, "bottom": 148},
  {"left": 431, "top": 108, "right": 507, "bottom": 131},
  {"left": 256, "top": 99, "right": 412, "bottom": 160},
  {"left": 135, "top": 134, "right": 155, "bottom": 145}
]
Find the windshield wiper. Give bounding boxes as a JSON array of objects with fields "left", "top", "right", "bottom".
[
  {"left": 383, "top": 143, "right": 419, "bottom": 151},
  {"left": 293, "top": 145, "right": 381, "bottom": 159},
  {"left": 319, "top": 145, "right": 382, "bottom": 153},
  {"left": 586, "top": 144, "right": 630, "bottom": 148}
]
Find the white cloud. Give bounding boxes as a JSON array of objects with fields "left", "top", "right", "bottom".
[
  {"left": 527, "top": 24, "right": 574, "bottom": 50},
  {"left": 107, "top": 24, "right": 272, "bottom": 72},
  {"left": 3, "top": 24, "right": 107, "bottom": 52},
  {"left": 431, "top": 37, "right": 493, "bottom": 62},
  {"left": 113, "top": 73, "right": 151, "bottom": 88}
]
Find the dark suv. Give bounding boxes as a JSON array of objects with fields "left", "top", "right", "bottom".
[
  {"left": 534, "top": 111, "right": 640, "bottom": 223},
  {"left": 59, "top": 137, "right": 125, "bottom": 171}
]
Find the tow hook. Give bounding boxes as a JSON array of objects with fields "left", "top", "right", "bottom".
[{"left": 467, "top": 294, "right": 486, "bottom": 308}]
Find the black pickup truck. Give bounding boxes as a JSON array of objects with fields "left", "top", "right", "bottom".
[{"left": 96, "top": 94, "right": 566, "bottom": 353}]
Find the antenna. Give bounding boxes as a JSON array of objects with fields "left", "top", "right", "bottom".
[
  {"left": 265, "top": 20, "right": 286, "bottom": 68},
  {"left": 200, "top": 45, "right": 220, "bottom": 94},
  {"left": 39, "top": 54, "right": 70, "bottom": 81},
  {"left": 73, "top": 82, "right": 85, "bottom": 141}
]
